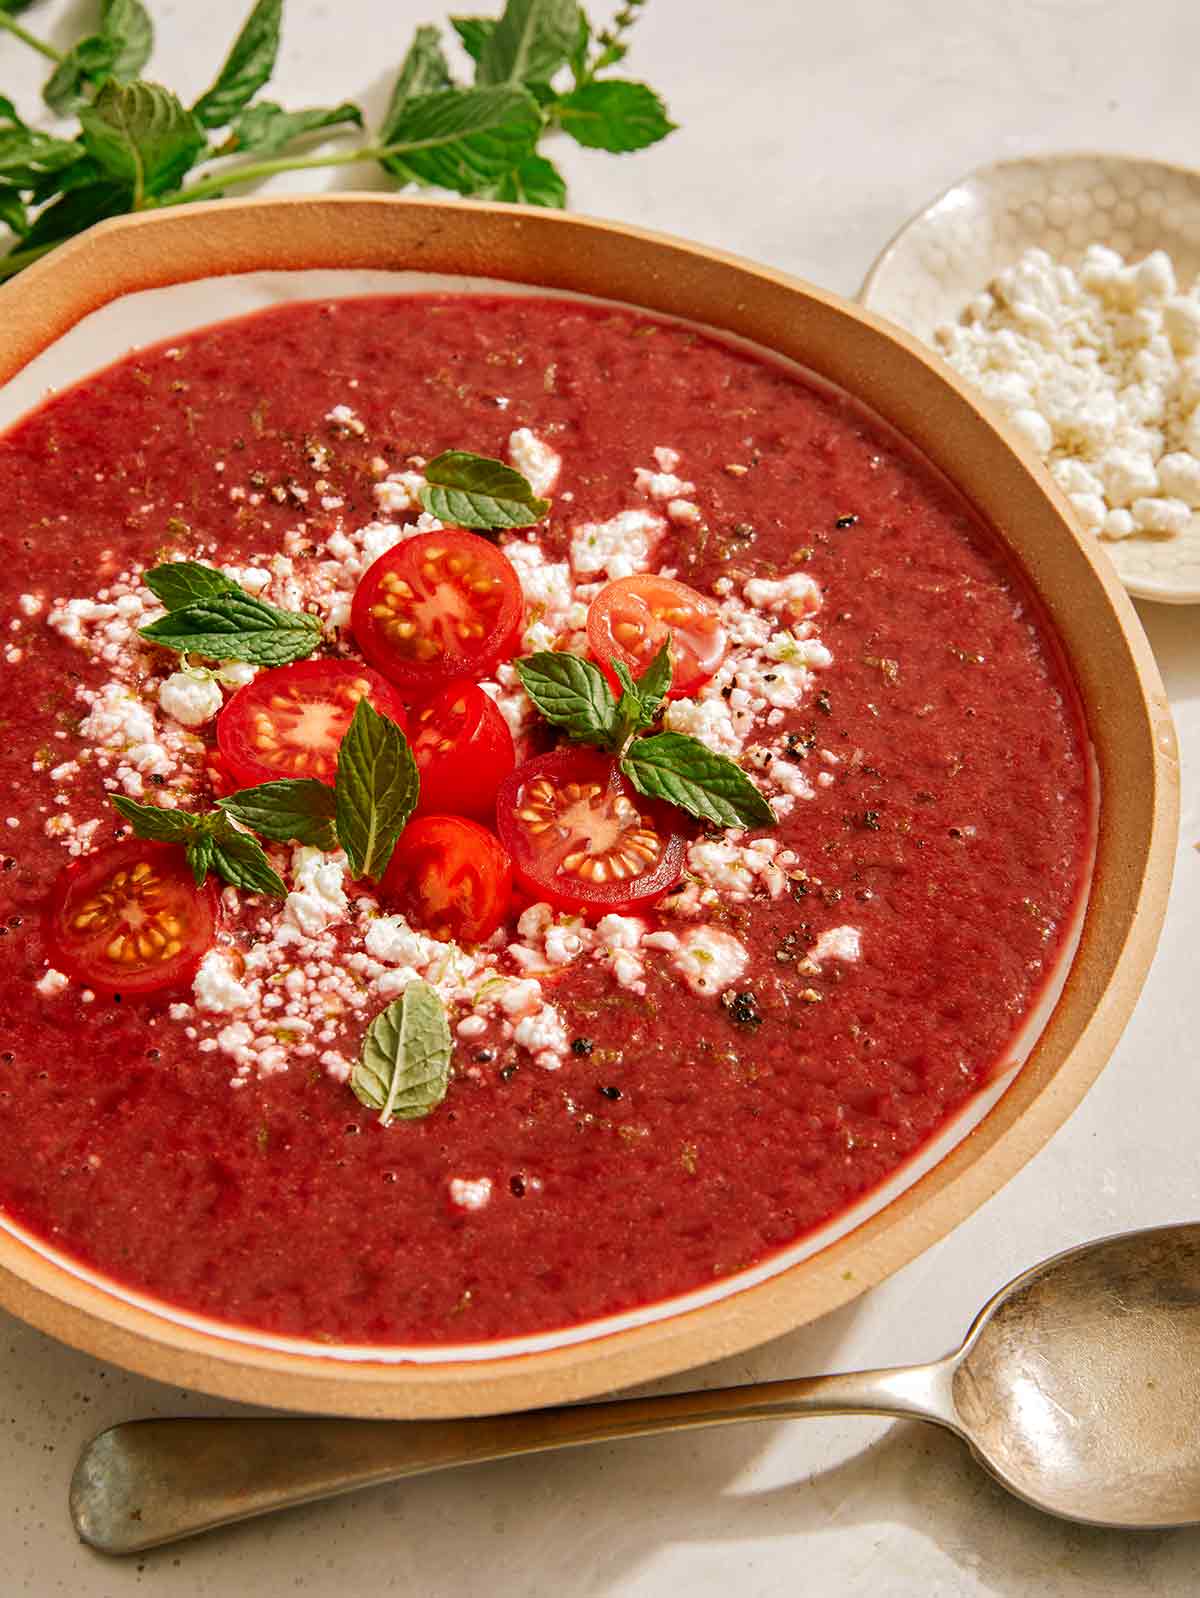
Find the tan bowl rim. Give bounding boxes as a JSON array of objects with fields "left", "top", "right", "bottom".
[{"left": 0, "top": 195, "right": 1179, "bottom": 1418}]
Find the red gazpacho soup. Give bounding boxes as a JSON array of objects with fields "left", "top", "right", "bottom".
[{"left": 0, "top": 295, "right": 1092, "bottom": 1346}]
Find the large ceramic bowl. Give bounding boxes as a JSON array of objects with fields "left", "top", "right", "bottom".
[{"left": 0, "top": 196, "right": 1179, "bottom": 1418}]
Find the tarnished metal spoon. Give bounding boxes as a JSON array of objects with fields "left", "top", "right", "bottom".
[{"left": 70, "top": 1223, "right": 1200, "bottom": 1553}]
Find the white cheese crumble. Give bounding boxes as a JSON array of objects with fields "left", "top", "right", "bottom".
[
  {"left": 507, "top": 428, "right": 562, "bottom": 497},
  {"left": 671, "top": 926, "right": 751, "bottom": 996},
  {"left": 570, "top": 508, "right": 664, "bottom": 580},
  {"left": 449, "top": 1176, "right": 493, "bottom": 1211},
  {"left": 283, "top": 847, "right": 349, "bottom": 936},
  {"left": 193, "top": 950, "right": 256, "bottom": 1014},
  {"left": 158, "top": 670, "right": 223, "bottom": 728},
  {"left": 937, "top": 244, "right": 1200, "bottom": 542},
  {"left": 35, "top": 968, "right": 69, "bottom": 997}
]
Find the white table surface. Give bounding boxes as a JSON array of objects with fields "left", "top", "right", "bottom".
[{"left": 2, "top": 2, "right": 1198, "bottom": 1590}]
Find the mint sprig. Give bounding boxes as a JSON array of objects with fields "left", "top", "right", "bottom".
[
  {"left": 351, "top": 980, "right": 452, "bottom": 1124},
  {"left": 334, "top": 700, "right": 420, "bottom": 878},
  {"left": 0, "top": 0, "right": 675, "bottom": 284},
  {"left": 220, "top": 701, "right": 418, "bottom": 879},
  {"left": 139, "top": 581, "right": 322, "bottom": 667},
  {"left": 517, "top": 641, "right": 777, "bottom": 830},
  {"left": 418, "top": 449, "right": 551, "bottom": 529},
  {"left": 110, "top": 794, "right": 288, "bottom": 897}
]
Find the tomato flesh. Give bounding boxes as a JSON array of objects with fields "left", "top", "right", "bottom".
[
  {"left": 495, "top": 748, "right": 686, "bottom": 915},
  {"left": 217, "top": 659, "right": 408, "bottom": 789},
  {"left": 45, "top": 840, "right": 220, "bottom": 996},
  {"left": 411, "top": 680, "right": 516, "bottom": 819},
  {"left": 587, "top": 574, "right": 727, "bottom": 699},
  {"left": 351, "top": 529, "right": 524, "bottom": 696},
  {"left": 381, "top": 815, "right": 513, "bottom": 944}
]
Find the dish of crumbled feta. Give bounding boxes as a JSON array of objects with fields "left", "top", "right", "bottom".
[{"left": 0, "top": 294, "right": 1092, "bottom": 1344}]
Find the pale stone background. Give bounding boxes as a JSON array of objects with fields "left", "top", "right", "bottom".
[{"left": 1, "top": 2, "right": 1197, "bottom": 1591}]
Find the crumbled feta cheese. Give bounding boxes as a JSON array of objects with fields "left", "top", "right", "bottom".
[
  {"left": 507, "top": 428, "right": 562, "bottom": 497},
  {"left": 570, "top": 509, "right": 664, "bottom": 580},
  {"left": 193, "top": 950, "right": 256, "bottom": 1014},
  {"left": 35, "top": 968, "right": 69, "bottom": 997},
  {"left": 671, "top": 926, "right": 750, "bottom": 995},
  {"left": 283, "top": 847, "right": 349, "bottom": 935},
  {"left": 449, "top": 1176, "right": 493, "bottom": 1211},
  {"left": 810, "top": 925, "right": 862, "bottom": 965},
  {"left": 938, "top": 244, "right": 1200, "bottom": 545},
  {"left": 326, "top": 403, "right": 366, "bottom": 436},
  {"left": 742, "top": 572, "right": 822, "bottom": 620},
  {"left": 159, "top": 670, "right": 223, "bottom": 728}
]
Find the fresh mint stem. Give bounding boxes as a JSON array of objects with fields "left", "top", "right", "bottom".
[
  {"left": 0, "top": 13, "right": 65, "bottom": 65},
  {"left": 157, "top": 142, "right": 382, "bottom": 207}
]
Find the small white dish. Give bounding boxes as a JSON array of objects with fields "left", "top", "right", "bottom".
[{"left": 859, "top": 154, "right": 1200, "bottom": 605}]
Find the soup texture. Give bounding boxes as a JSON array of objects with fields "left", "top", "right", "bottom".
[{"left": 0, "top": 296, "right": 1091, "bottom": 1344}]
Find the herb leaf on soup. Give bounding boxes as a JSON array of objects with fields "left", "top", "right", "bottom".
[
  {"left": 351, "top": 981, "right": 453, "bottom": 1123},
  {"left": 139, "top": 587, "right": 322, "bottom": 666},
  {"left": 419, "top": 449, "right": 551, "bottom": 529}
]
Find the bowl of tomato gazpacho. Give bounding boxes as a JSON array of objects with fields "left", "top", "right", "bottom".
[{"left": 0, "top": 197, "right": 1177, "bottom": 1418}]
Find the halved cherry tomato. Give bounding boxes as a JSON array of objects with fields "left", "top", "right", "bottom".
[
  {"left": 351, "top": 529, "right": 524, "bottom": 697},
  {"left": 217, "top": 659, "right": 408, "bottom": 789},
  {"left": 495, "top": 748, "right": 686, "bottom": 915},
  {"left": 45, "top": 840, "right": 219, "bottom": 996},
  {"left": 587, "top": 574, "right": 727, "bottom": 700},
  {"left": 410, "top": 680, "right": 516, "bottom": 819},
  {"left": 380, "top": 815, "right": 513, "bottom": 944}
]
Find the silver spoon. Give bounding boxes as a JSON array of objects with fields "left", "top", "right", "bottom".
[{"left": 70, "top": 1222, "right": 1200, "bottom": 1554}]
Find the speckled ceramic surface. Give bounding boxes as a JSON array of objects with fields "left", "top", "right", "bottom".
[{"left": 859, "top": 155, "right": 1200, "bottom": 605}]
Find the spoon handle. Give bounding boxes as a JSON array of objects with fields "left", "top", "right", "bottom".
[{"left": 71, "top": 1360, "right": 957, "bottom": 1554}]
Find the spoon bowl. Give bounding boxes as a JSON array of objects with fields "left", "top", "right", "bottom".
[
  {"left": 71, "top": 1222, "right": 1200, "bottom": 1553},
  {"left": 954, "top": 1223, "right": 1200, "bottom": 1526}
]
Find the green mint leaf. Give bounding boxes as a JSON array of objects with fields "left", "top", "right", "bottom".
[
  {"left": 206, "top": 822, "right": 287, "bottom": 898},
  {"left": 556, "top": 80, "right": 676, "bottom": 153},
  {"left": 142, "top": 560, "right": 239, "bottom": 611},
  {"left": 193, "top": 0, "right": 282, "bottom": 128},
  {"left": 450, "top": 15, "right": 495, "bottom": 65},
  {"left": 20, "top": 179, "right": 131, "bottom": 251},
  {"left": 488, "top": 151, "right": 565, "bottom": 207},
  {"left": 230, "top": 99, "right": 363, "bottom": 157},
  {"left": 0, "top": 185, "right": 27, "bottom": 236},
  {"left": 0, "top": 2, "right": 39, "bottom": 14},
  {"left": 380, "top": 85, "right": 541, "bottom": 194},
  {"left": 351, "top": 980, "right": 452, "bottom": 1124},
  {"left": 139, "top": 590, "right": 322, "bottom": 666},
  {"left": 635, "top": 637, "right": 673, "bottom": 715},
  {"left": 621, "top": 732, "right": 777, "bottom": 830},
  {"left": 102, "top": 0, "right": 155, "bottom": 83},
  {"left": 218, "top": 779, "right": 338, "bottom": 851},
  {"left": 79, "top": 81, "right": 206, "bottom": 206},
  {"left": 27, "top": 153, "right": 103, "bottom": 206},
  {"left": 418, "top": 448, "right": 550, "bottom": 528},
  {"left": 43, "top": 35, "right": 120, "bottom": 117},
  {"left": 334, "top": 699, "right": 419, "bottom": 879},
  {"left": 477, "top": 0, "right": 579, "bottom": 86},
  {"left": 381, "top": 24, "right": 453, "bottom": 149},
  {"left": 186, "top": 833, "right": 215, "bottom": 887},
  {"left": 515, "top": 652, "right": 619, "bottom": 747},
  {"left": 111, "top": 793, "right": 199, "bottom": 844},
  {"left": 0, "top": 116, "right": 89, "bottom": 188}
]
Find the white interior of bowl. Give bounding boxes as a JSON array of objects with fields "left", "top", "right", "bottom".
[{"left": 0, "top": 268, "right": 1096, "bottom": 1364}]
